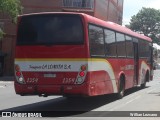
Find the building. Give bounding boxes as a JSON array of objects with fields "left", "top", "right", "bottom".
[
  {"left": 22, "top": 0, "right": 123, "bottom": 24},
  {"left": 0, "top": 0, "right": 124, "bottom": 76}
]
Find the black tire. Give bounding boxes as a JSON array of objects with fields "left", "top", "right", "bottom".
[
  {"left": 140, "top": 80, "right": 146, "bottom": 89},
  {"left": 117, "top": 77, "right": 125, "bottom": 99},
  {"left": 141, "top": 73, "right": 148, "bottom": 89}
]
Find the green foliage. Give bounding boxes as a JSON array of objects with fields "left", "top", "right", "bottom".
[
  {"left": 128, "top": 7, "right": 160, "bottom": 44},
  {"left": 0, "top": 0, "right": 22, "bottom": 23},
  {"left": 0, "top": 0, "right": 22, "bottom": 39}
]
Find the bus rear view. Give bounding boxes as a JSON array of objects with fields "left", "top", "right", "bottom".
[{"left": 14, "top": 13, "right": 89, "bottom": 97}]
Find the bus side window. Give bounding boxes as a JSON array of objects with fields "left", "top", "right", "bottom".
[
  {"left": 116, "top": 33, "right": 126, "bottom": 57},
  {"left": 104, "top": 29, "right": 117, "bottom": 57},
  {"left": 125, "top": 35, "right": 134, "bottom": 58},
  {"left": 139, "top": 40, "right": 150, "bottom": 58},
  {"left": 89, "top": 24, "right": 105, "bottom": 57}
]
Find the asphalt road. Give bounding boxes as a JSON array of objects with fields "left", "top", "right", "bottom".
[{"left": 0, "top": 70, "right": 160, "bottom": 120}]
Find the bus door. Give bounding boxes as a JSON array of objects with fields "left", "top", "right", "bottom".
[{"left": 133, "top": 38, "right": 139, "bottom": 85}]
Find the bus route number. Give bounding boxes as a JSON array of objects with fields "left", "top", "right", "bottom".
[
  {"left": 27, "top": 78, "right": 38, "bottom": 83},
  {"left": 63, "top": 78, "right": 75, "bottom": 84}
]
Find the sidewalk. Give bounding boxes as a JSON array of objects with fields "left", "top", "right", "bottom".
[{"left": 0, "top": 76, "right": 14, "bottom": 81}]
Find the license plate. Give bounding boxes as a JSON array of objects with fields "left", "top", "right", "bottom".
[{"left": 44, "top": 74, "right": 56, "bottom": 78}]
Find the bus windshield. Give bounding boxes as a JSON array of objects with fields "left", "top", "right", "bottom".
[{"left": 17, "top": 14, "right": 84, "bottom": 45}]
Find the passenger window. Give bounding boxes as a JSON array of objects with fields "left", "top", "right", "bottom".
[
  {"left": 89, "top": 25, "right": 105, "bottom": 57},
  {"left": 139, "top": 40, "right": 150, "bottom": 58},
  {"left": 125, "top": 35, "right": 133, "bottom": 58},
  {"left": 104, "top": 29, "right": 117, "bottom": 57},
  {"left": 116, "top": 33, "right": 126, "bottom": 57}
]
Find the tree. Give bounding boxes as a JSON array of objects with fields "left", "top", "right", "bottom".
[
  {"left": 127, "top": 7, "right": 160, "bottom": 44},
  {"left": 0, "top": 0, "right": 22, "bottom": 39}
]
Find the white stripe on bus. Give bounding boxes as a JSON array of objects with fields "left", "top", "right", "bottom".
[{"left": 15, "top": 59, "right": 118, "bottom": 93}]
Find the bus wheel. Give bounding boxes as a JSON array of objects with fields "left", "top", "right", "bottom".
[
  {"left": 141, "top": 73, "right": 148, "bottom": 89},
  {"left": 117, "top": 76, "right": 125, "bottom": 99}
]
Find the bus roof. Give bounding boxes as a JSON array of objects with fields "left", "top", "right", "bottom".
[
  {"left": 19, "top": 12, "right": 152, "bottom": 42},
  {"left": 83, "top": 14, "right": 152, "bottom": 42}
]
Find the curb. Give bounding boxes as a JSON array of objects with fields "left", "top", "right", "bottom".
[{"left": 0, "top": 76, "right": 14, "bottom": 81}]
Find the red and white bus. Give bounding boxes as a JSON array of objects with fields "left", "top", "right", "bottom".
[{"left": 14, "top": 12, "right": 153, "bottom": 98}]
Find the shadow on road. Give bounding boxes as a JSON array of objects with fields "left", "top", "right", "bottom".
[
  {"left": 1, "top": 94, "right": 117, "bottom": 111},
  {"left": 125, "top": 86, "right": 149, "bottom": 96},
  {"left": 1, "top": 86, "right": 150, "bottom": 117}
]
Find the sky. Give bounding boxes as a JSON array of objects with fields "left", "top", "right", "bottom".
[{"left": 123, "top": 0, "right": 160, "bottom": 25}]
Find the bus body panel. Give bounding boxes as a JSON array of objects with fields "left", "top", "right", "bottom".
[
  {"left": 138, "top": 59, "right": 151, "bottom": 85},
  {"left": 15, "top": 59, "right": 89, "bottom": 85},
  {"left": 107, "top": 59, "right": 135, "bottom": 90},
  {"left": 15, "top": 58, "right": 119, "bottom": 96},
  {"left": 15, "top": 57, "right": 152, "bottom": 96},
  {"left": 15, "top": 45, "right": 89, "bottom": 58}
]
